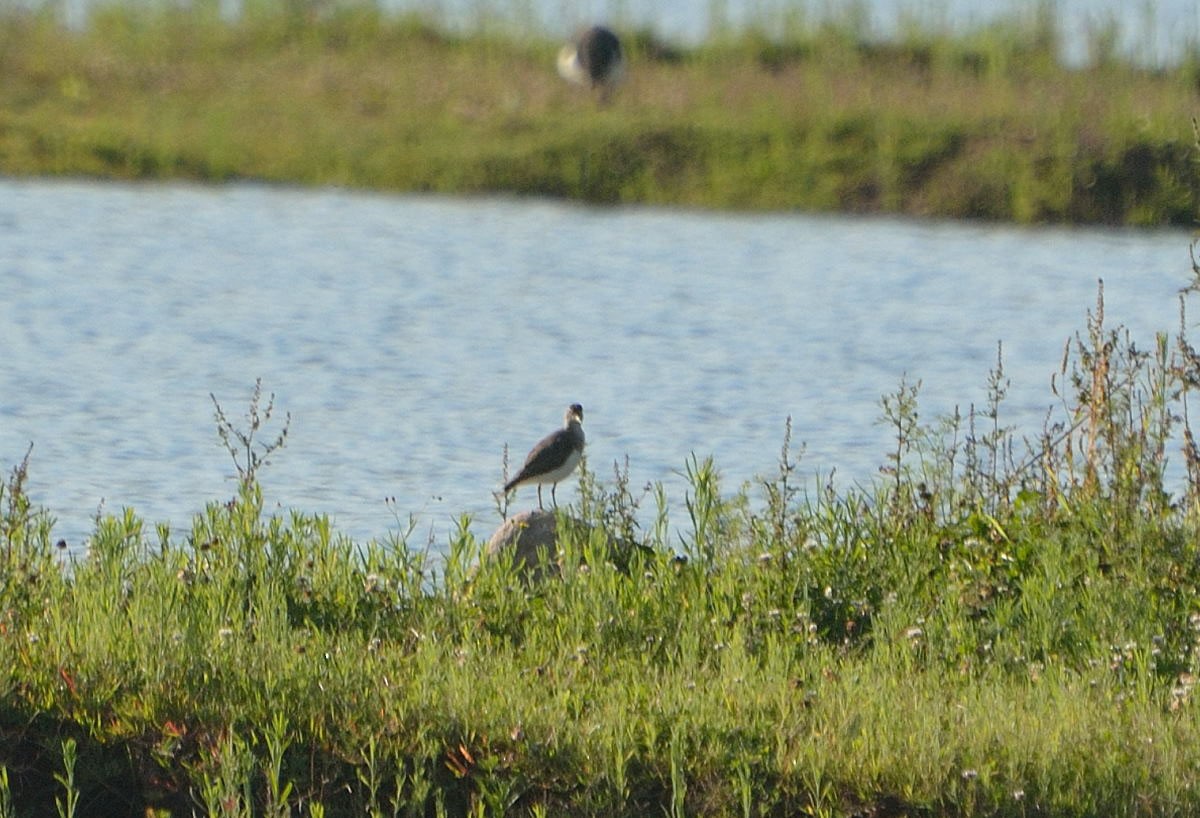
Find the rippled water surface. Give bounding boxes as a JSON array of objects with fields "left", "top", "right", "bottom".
[{"left": 0, "top": 178, "right": 1191, "bottom": 548}]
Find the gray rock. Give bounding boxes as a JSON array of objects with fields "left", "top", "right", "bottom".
[
  {"left": 483, "top": 509, "right": 564, "bottom": 581},
  {"left": 481, "top": 509, "right": 651, "bottom": 582}
]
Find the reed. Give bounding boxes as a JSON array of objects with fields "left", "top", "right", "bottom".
[{"left": 1, "top": 1, "right": 1199, "bottom": 223}]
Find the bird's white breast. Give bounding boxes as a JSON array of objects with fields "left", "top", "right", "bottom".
[{"left": 557, "top": 46, "right": 588, "bottom": 86}]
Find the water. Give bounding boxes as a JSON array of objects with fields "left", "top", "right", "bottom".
[{"left": 0, "top": 177, "right": 1192, "bottom": 549}]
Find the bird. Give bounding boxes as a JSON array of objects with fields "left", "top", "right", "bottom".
[
  {"left": 557, "top": 26, "right": 624, "bottom": 102},
  {"left": 503, "top": 404, "right": 586, "bottom": 509}
]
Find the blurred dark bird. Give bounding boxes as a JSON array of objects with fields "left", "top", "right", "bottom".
[
  {"left": 557, "top": 26, "right": 624, "bottom": 101},
  {"left": 503, "top": 404, "right": 585, "bottom": 509}
]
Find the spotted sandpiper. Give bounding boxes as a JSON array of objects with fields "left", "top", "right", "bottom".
[
  {"left": 503, "top": 403, "right": 586, "bottom": 509},
  {"left": 557, "top": 26, "right": 624, "bottom": 102}
]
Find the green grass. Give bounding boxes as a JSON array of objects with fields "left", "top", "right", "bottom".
[
  {"left": 6, "top": 280, "right": 1200, "bottom": 815},
  {"left": 2, "top": 1, "right": 1200, "bottom": 223}
]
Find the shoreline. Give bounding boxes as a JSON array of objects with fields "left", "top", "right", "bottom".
[{"left": 2, "top": 9, "right": 1199, "bottom": 226}]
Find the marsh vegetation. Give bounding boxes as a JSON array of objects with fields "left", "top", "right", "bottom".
[
  {"left": 1, "top": 0, "right": 1200, "bottom": 222},
  {"left": 5, "top": 278, "right": 1200, "bottom": 815}
]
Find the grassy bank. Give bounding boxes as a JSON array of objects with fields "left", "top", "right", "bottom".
[
  {"left": 2, "top": 3, "right": 1200, "bottom": 223},
  {"left": 5, "top": 281, "right": 1200, "bottom": 816}
]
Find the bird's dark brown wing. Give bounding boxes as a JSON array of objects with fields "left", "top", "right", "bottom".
[
  {"left": 580, "top": 27, "right": 621, "bottom": 84},
  {"left": 505, "top": 428, "right": 577, "bottom": 489}
]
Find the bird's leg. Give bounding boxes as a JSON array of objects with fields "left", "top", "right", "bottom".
[
  {"left": 536, "top": 485, "right": 544, "bottom": 510},
  {"left": 551, "top": 483, "right": 558, "bottom": 508}
]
